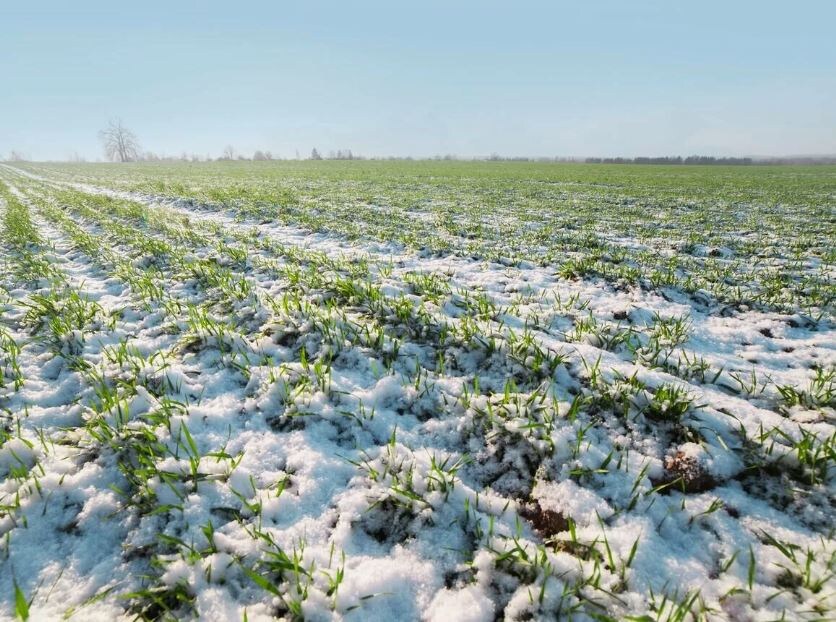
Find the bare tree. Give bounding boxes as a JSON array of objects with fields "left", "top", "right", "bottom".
[
  {"left": 7, "top": 150, "right": 26, "bottom": 162},
  {"left": 221, "top": 145, "right": 236, "bottom": 160},
  {"left": 99, "top": 119, "right": 140, "bottom": 162}
]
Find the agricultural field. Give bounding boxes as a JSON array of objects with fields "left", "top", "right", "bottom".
[{"left": 0, "top": 160, "right": 834, "bottom": 621}]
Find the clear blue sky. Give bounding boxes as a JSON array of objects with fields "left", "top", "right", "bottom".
[{"left": 2, "top": 0, "right": 835, "bottom": 160}]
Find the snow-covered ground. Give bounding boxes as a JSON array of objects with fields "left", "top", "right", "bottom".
[{"left": 0, "top": 163, "right": 833, "bottom": 620}]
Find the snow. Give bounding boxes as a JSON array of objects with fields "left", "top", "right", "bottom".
[
  {"left": 532, "top": 479, "right": 614, "bottom": 526},
  {"left": 426, "top": 585, "right": 495, "bottom": 622}
]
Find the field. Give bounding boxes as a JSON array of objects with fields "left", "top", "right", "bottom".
[{"left": 0, "top": 160, "right": 834, "bottom": 621}]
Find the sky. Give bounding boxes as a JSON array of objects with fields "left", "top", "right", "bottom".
[{"left": 2, "top": 0, "right": 835, "bottom": 161}]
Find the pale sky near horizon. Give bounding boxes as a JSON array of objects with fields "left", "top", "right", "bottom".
[{"left": 2, "top": 0, "right": 835, "bottom": 161}]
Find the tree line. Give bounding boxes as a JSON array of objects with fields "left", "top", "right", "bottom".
[
  {"left": 4, "top": 120, "right": 835, "bottom": 164},
  {"left": 584, "top": 156, "right": 754, "bottom": 165}
]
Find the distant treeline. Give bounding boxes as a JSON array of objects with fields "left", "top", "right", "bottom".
[
  {"left": 584, "top": 156, "right": 754, "bottom": 165},
  {"left": 584, "top": 156, "right": 836, "bottom": 165},
  {"left": 6, "top": 150, "right": 836, "bottom": 165}
]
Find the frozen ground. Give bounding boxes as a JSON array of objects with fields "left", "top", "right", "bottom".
[{"left": 0, "top": 163, "right": 833, "bottom": 620}]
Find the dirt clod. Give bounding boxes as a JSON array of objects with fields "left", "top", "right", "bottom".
[{"left": 520, "top": 501, "right": 570, "bottom": 537}]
